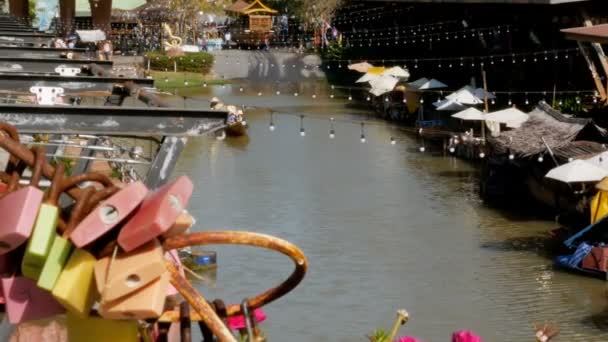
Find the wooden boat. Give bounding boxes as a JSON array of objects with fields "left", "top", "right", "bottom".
[{"left": 225, "top": 121, "right": 248, "bottom": 137}]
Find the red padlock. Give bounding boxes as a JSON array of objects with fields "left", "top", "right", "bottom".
[
  {"left": 69, "top": 181, "right": 148, "bottom": 248},
  {"left": 118, "top": 176, "right": 193, "bottom": 252}
]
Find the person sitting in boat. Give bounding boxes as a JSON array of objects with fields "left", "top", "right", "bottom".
[{"left": 210, "top": 97, "right": 221, "bottom": 109}]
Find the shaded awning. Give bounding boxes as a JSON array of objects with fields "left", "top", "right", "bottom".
[{"left": 561, "top": 24, "right": 608, "bottom": 44}]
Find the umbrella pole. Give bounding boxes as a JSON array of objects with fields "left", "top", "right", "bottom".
[{"left": 481, "top": 67, "right": 489, "bottom": 145}]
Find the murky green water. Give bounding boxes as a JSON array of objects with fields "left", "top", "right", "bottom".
[{"left": 162, "top": 80, "right": 608, "bottom": 341}]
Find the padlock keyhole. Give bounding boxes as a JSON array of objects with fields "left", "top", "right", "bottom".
[
  {"left": 125, "top": 274, "right": 140, "bottom": 288},
  {"left": 99, "top": 205, "right": 119, "bottom": 224},
  {"left": 168, "top": 195, "right": 182, "bottom": 211}
]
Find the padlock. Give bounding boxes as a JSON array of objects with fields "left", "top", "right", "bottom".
[
  {"left": 38, "top": 186, "right": 97, "bottom": 291},
  {"left": 70, "top": 181, "right": 148, "bottom": 248},
  {"left": 51, "top": 248, "right": 97, "bottom": 316},
  {"left": 21, "top": 165, "right": 65, "bottom": 280},
  {"left": 35, "top": 170, "right": 116, "bottom": 289},
  {"left": 162, "top": 211, "right": 196, "bottom": 238},
  {"left": 118, "top": 176, "right": 193, "bottom": 252},
  {"left": 0, "top": 148, "right": 45, "bottom": 254},
  {"left": 97, "top": 272, "right": 169, "bottom": 320},
  {"left": 94, "top": 240, "right": 165, "bottom": 302},
  {"left": 66, "top": 312, "right": 139, "bottom": 342},
  {"left": 1, "top": 276, "right": 65, "bottom": 324}
]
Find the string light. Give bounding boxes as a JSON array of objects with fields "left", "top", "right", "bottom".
[
  {"left": 537, "top": 154, "right": 544, "bottom": 163},
  {"left": 360, "top": 123, "right": 366, "bottom": 143},
  {"left": 329, "top": 118, "right": 336, "bottom": 139},
  {"left": 390, "top": 137, "right": 396, "bottom": 145},
  {"left": 269, "top": 113, "right": 275, "bottom": 131},
  {"left": 509, "top": 154, "right": 515, "bottom": 160},
  {"left": 299, "top": 115, "right": 306, "bottom": 137},
  {"left": 479, "top": 152, "right": 486, "bottom": 158},
  {"left": 419, "top": 146, "right": 426, "bottom": 152}
]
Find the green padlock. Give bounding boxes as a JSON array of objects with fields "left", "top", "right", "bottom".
[
  {"left": 37, "top": 186, "right": 95, "bottom": 291},
  {"left": 21, "top": 164, "right": 64, "bottom": 280}
]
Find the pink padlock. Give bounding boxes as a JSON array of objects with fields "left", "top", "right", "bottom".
[
  {"left": 69, "top": 181, "right": 148, "bottom": 248},
  {"left": 118, "top": 176, "right": 193, "bottom": 252},
  {"left": 1, "top": 276, "right": 65, "bottom": 324},
  {"left": 0, "top": 149, "right": 45, "bottom": 254}
]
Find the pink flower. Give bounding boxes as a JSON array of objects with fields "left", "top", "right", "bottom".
[
  {"left": 452, "top": 331, "right": 483, "bottom": 342},
  {"left": 397, "top": 337, "right": 422, "bottom": 342}
]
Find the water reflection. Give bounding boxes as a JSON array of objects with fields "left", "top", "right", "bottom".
[{"left": 169, "top": 79, "right": 608, "bottom": 341}]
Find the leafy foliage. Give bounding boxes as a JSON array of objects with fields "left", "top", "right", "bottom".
[
  {"left": 147, "top": 51, "right": 215, "bottom": 73},
  {"left": 368, "top": 329, "right": 390, "bottom": 342}
]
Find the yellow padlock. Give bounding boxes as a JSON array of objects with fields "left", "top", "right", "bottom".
[
  {"left": 51, "top": 248, "right": 97, "bottom": 316},
  {"left": 67, "top": 312, "right": 139, "bottom": 342}
]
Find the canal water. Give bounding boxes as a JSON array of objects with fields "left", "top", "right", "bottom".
[{"left": 164, "top": 79, "right": 608, "bottom": 342}]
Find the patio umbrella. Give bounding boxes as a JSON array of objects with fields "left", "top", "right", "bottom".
[
  {"left": 383, "top": 66, "right": 410, "bottom": 79},
  {"left": 408, "top": 78, "right": 447, "bottom": 90},
  {"left": 484, "top": 108, "right": 528, "bottom": 127},
  {"left": 446, "top": 86, "right": 483, "bottom": 105},
  {"left": 451, "top": 107, "right": 485, "bottom": 121},
  {"left": 369, "top": 75, "right": 399, "bottom": 91},
  {"left": 408, "top": 77, "right": 429, "bottom": 88},
  {"left": 433, "top": 98, "right": 467, "bottom": 111},
  {"left": 356, "top": 72, "right": 380, "bottom": 83},
  {"left": 545, "top": 159, "right": 608, "bottom": 183},
  {"left": 473, "top": 88, "right": 496, "bottom": 100},
  {"left": 348, "top": 62, "right": 374, "bottom": 73},
  {"left": 585, "top": 151, "right": 608, "bottom": 171},
  {"left": 369, "top": 87, "right": 392, "bottom": 96},
  {"left": 418, "top": 78, "right": 447, "bottom": 90}
]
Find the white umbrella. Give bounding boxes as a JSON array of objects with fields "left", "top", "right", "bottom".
[
  {"left": 446, "top": 86, "right": 483, "bottom": 105},
  {"left": 369, "top": 87, "right": 391, "bottom": 96},
  {"left": 418, "top": 78, "right": 447, "bottom": 90},
  {"left": 382, "top": 66, "right": 410, "bottom": 79},
  {"left": 484, "top": 108, "right": 528, "bottom": 127},
  {"left": 407, "top": 77, "right": 429, "bottom": 88},
  {"left": 356, "top": 72, "right": 380, "bottom": 83},
  {"left": 348, "top": 62, "right": 374, "bottom": 73},
  {"left": 433, "top": 98, "right": 467, "bottom": 111},
  {"left": 451, "top": 107, "right": 485, "bottom": 121},
  {"left": 473, "top": 88, "right": 496, "bottom": 100},
  {"left": 408, "top": 78, "right": 447, "bottom": 90},
  {"left": 585, "top": 151, "right": 608, "bottom": 170},
  {"left": 545, "top": 159, "right": 608, "bottom": 183},
  {"left": 369, "top": 75, "right": 399, "bottom": 91}
]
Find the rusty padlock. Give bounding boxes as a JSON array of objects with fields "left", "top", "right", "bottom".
[{"left": 0, "top": 147, "right": 45, "bottom": 254}]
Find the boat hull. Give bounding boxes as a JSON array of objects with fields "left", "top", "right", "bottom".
[{"left": 225, "top": 122, "right": 248, "bottom": 137}]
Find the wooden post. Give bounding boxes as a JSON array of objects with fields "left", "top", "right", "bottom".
[
  {"left": 60, "top": 0, "right": 76, "bottom": 35},
  {"left": 581, "top": 10, "right": 608, "bottom": 90},
  {"left": 577, "top": 41, "right": 607, "bottom": 101},
  {"left": 89, "top": 0, "right": 112, "bottom": 33},
  {"left": 9, "top": 0, "right": 28, "bottom": 19}
]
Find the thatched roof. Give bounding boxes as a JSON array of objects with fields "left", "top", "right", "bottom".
[{"left": 489, "top": 101, "right": 607, "bottom": 158}]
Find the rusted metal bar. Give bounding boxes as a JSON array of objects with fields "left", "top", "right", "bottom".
[
  {"left": 163, "top": 231, "right": 308, "bottom": 317},
  {"left": 0, "top": 58, "right": 112, "bottom": 73},
  {"left": 85, "top": 64, "right": 170, "bottom": 108},
  {"left": 180, "top": 301, "right": 192, "bottom": 342},
  {"left": 0, "top": 104, "right": 227, "bottom": 136},
  {"left": 166, "top": 261, "right": 237, "bottom": 342}
]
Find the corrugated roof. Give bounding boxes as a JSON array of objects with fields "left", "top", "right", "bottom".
[{"left": 562, "top": 24, "right": 608, "bottom": 43}]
